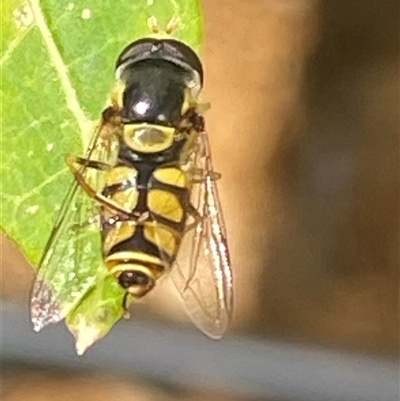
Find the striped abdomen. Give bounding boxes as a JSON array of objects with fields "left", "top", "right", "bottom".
[{"left": 101, "top": 162, "right": 189, "bottom": 296}]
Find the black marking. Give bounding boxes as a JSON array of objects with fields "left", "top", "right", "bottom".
[
  {"left": 150, "top": 174, "right": 189, "bottom": 194},
  {"left": 148, "top": 211, "right": 186, "bottom": 233},
  {"left": 108, "top": 225, "right": 174, "bottom": 264},
  {"left": 118, "top": 270, "right": 151, "bottom": 289},
  {"left": 102, "top": 181, "right": 132, "bottom": 197},
  {"left": 134, "top": 185, "right": 148, "bottom": 214},
  {"left": 121, "top": 59, "right": 188, "bottom": 126}
]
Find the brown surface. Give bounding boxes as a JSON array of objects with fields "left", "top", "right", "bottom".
[
  {"left": 1, "top": 3, "right": 398, "bottom": 397},
  {"left": 3, "top": 367, "right": 249, "bottom": 401}
]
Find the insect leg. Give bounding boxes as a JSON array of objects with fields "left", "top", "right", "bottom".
[
  {"left": 189, "top": 168, "right": 221, "bottom": 184},
  {"left": 67, "top": 155, "right": 112, "bottom": 172},
  {"left": 122, "top": 293, "right": 131, "bottom": 319},
  {"left": 184, "top": 203, "right": 202, "bottom": 233},
  {"left": 67, "top": 157, "right": 133, "bottom": 218}
]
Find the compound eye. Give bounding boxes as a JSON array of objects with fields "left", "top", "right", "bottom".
[
  {"left": 164, "top": 40, "right": 203, "bottom": 82},
  {"left": 115, "top": 38, "right": 203, "bottom": 85},
  {"left": 118, "top": 271, "right": 150, "bottom": 289}
]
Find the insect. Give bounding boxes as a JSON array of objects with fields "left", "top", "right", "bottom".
[{"left": 30, "top": 18, "right": 233, "bottom": 341}]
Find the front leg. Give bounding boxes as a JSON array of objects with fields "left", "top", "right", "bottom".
[{"left": 67, "top": 156, "right": 133, "bottom": 219}]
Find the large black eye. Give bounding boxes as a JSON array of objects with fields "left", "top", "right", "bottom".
[
  {"left": 116, "top": 38, "right": 203, "bottom": 85},
  {"left": 163, "top": 39, "right": 203, "bottom": 83},
  {"left": 118, "top": 271, "right": 150, "bottom": 289}
]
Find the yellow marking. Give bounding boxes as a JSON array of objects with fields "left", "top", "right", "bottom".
[
  {"left": 111, "top": 80, "right": 126, "bottom": 108},
  {"left": 181, "top": 87, "right": 197, "bottom": 115},
  {"left": 144, "top": 223, "right": 178, "bottom": 257},
  {"left": 148, "top": 189, "right": 184, "bottom": 223},
  {"left": 153, "top": 167, "right": 187, "bottom": 188},
  {"left": 101, "top": 165, "right": 139, "bottom": 216},
  {"left": 106, "top": 251, "right": 164, "bottom": 268},
  {"left": 109, "top": 263, "right": 154, "bottom": 278},
  {"left": 124, "top": 124, "right": 175, "bottom": 153},
  {"left": 106, "top": 165, "right": 137, "bottom": 186},
  {"left": 103, "top": 221, "right": 135, "bottom": 255},
  {"left": 112, "top": 188, "right": 139, "bottom": 209}
]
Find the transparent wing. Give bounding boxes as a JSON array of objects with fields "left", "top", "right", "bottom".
[
  {"left": 170, "top": 131, "right": 234, "bottom": 338},
  {"left": 30, "top": 117, "right": 120, "bottom": 332}
]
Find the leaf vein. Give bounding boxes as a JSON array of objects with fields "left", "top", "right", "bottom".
[
  {"left": 29, "top": 0, "right": 92, "bottom": 151},
  {"left": 3, "top": 167, "right": 69, "bottom": 207},
  {"left": 0, "top": 28, "right": 32, "bottom": 68}
]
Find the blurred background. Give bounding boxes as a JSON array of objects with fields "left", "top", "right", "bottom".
[{"left": 2, "top": 0, "right": 399, "bottom": 400}]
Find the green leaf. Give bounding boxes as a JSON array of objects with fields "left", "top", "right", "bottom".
[
  {"left": 1, "top": 0, "right": 203, "bottom": 353},
  {"left": 65, "top": 274, "right": 128, "bottom": 355}
]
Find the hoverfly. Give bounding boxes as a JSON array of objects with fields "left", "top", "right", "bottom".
[{"left": 30, "top": 17, "right": 233, "bottom": 344}]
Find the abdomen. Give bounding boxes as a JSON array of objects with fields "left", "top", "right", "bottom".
[{"left": 101, "top": 163, "right": 189, "bottom": 276}]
